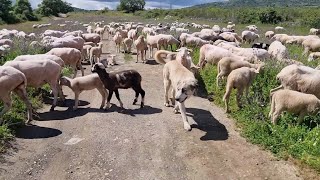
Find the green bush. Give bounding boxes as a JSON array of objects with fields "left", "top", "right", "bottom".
[
  {"left": 37, "top": 0, "right": 74, "bottom": 17},
  {"left": 13, "top": 0, "right": 38, "bottom": 21},
  {"left": 117, "top": 0, "right": 145, "bottom": 13}
]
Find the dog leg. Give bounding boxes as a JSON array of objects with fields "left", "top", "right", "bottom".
[
  {"left": 73, "top": 92, "right": 80, "bottom": 110},
  {"left": 178, "top": 102, "right": 191, "bottom": 131},
  {"left": 164, "top": 79, "right": 171, "bottom": 107}
]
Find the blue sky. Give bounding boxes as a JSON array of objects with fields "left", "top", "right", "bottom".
[{"left": 27, "top": 0, "right": 225, "bottom": 10}]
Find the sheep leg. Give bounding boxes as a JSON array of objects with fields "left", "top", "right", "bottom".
[
  {"left": 223, "top": 84, "right": 232, "bottom": 113},
  {"left": 216, "top": 73, "right": 222, "bottom": 87},
  {"left": 73, "top": 92, "right": 80, "bottom": 110},
  {"left": 14, "top": 88, "right": 33, "bottom": 123},
  {"left": 73, "top": 66, "right": 78, "bottom": 78},
  {"left": 0, "top": 95, "right": 12, "bottom": 125},
  {"left": 136, "top": 51, "right": 139, "bottom": 63},
  {"left": 141, "top": 50, "right": 145, "bottom": 63},
  {"left": 114, "top": 89, "right": 123, "bottom": 108},
  {"left": 236, "top": 88, "right": 244, "bottom": 108},
  {"left": 272, "top": 110, "right": 281, "bottom": 125},
  {"left": 135, "top": 85, "right": 145, "bottom": 108},
  {"left": 106, "top": 90, "right": 113, "bottom": 109},
  {"left": 245, "top": 86, "right": 250, "bottom": 104},
  {"left": 178, "top": 102, "right": 192, "bottom": 131},
  {"left": 79, "top": 63, "right": 84, "bottom": 77},
  {"left": 97, "top": 88, "right": 108, "bottom": 109},
  {"left": 164, "top": 79, "right": 171, "bottom": 107},
  {"left": 297, "top": 112, "right": 306, "bottom": 125},
  {"left": 50, "top": 84, "right": 59, "bottom": 111}
]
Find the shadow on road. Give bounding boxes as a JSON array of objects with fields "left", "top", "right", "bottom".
[
  {"left": 43, "top": 98, "right": 90, "bottom": 108},
  {"left": 38, "top": 107, "right": 105, "bottom": 121},
  {"left": 187, "top": 108, "right": 229, "bottom": 141},
  {"left": 107, "top": 104, "right": 162, "bottom": 117},
  {"left": 145, "top": 59, "right": 159, "bottom": 65},
  {"left": 15, "top": 124, "right": 62, "bottom": 139}
]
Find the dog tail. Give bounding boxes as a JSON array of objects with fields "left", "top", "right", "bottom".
[{"left": 154, "top": 50, "right": 175, "bottom": 64}]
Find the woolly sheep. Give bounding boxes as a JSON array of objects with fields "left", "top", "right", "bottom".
[
  {"left": 241, "top": 30, "right": 259, "bottom": 44},
  {"left": 275, "top": 26, "right": 285, "bottom": 32},
  {"left": 269, "top": 89, "right": 320, "bottom": 124},
  {"left": 122, "top": 38, "right": 133, "bottom": 54},
  {"left": 302, "top": 38, "right": 320, "bottom": 56},
  {"left": 308, "top": 52, "right": 320, "bottom": 61},
  {"left": 134, "top": 35, "right": 147, "bottom": 63},
  {"left": 268, "top": 41, "right": 289, "bottom": 61},
  {"left": 59, "top": 74, "right": 108, "bottom": 110},
  {"left": 198, "top": 44, "right": 249, "bottom": 68},
  {"left": 271, "top": 64, "right": 320, "bottom": 99},
  {"left": 0, "top": 66, "right": 33, "bottom": 124},
  {"left": 13, "top": 54, "right": 65, "bottom": 67},
  {"left": 223, "top": 67, "right": 260, "bottom": 113},
  {"left": 82, "top": 44, "right": 93, "bottom": 60},
  {"left": 46, "top": 48, "right": 84, "bottom": 78},
  {"left": 81, "top": 33, "right": 101, "bottom": 44},
  {"left": 113, "top": 32, "right": 122, "bottom": 53},
  {"left": 310, "top": 28, "right": 319, "bottom": 35},
  {"left": 89, "top": 42, "right": 104, "bottom": 66},
  {"left": 265, "top": 31, "right": 275, "bottom": 39},
  {"left": 4, "top": 59, "right": 64, "bottom": 111},
  {"left": 146, "top": 34, "right": 165, "bottom": 58},
  {"left": 217, "top": 56, "right": 264, "bottom": 86}
]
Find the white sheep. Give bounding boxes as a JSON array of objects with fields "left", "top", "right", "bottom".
[
  {"left": 89, "top": 42, "right": 104, "bottom": 66},
  {"left": 302, "top": 38, "right": 320, "bottom": 56},
  {"left": 0, "top": 66, "right": 33, "bottom": 124},
  {"left": 269, "top": 89, "right": 320, "bottom": 124},
  {"left": 82, "top": 44, "right": 92, "bottom": 61},
  {"left": 310, "top": 28, "right": 319, "bottom": 35},
  {"left": 217, "top": 56, "right": 264, "bottom": 86},
  {"left": 265, "top": 31, "right": 275, "bottom": 39},
  {"left": 46, "top": 48, "right": 84, "bottom": 78},
  {"left": 122, "top": 37, "right": 133, "bottom": 54},
  {"left": 113, "top": 32, "right": 122, "bottom": 53},
  {"left": 308, "top": 52, "right": 320, "bottom": 61},
  {"left": 59, "top": 74, "right": 108, "bottom": 110},
  {"left": 241, "top": 30, "right": 259, "bottom": 44},
  {"left": 146, "top": 34, "right": 165, "bottom": 58},
  {"left": 127, "top": 29, "right": 138, "bottom": 40},
  {"left": 223, "top": 67, "right": 260, "bottom": 113},
  {"left": 275, "top": 26, "right": 286, "bottom": 32},
  {"left": 198, "top": 44, "right": 248, "bottom": 68},
  {"left": 4, "top": 59, "right": 64, "bottom": 111},
  {"left": 268, "top": 41, "right": 289, "bottom": 61},
  {"left": 134, "top": 35, "right": 147, "bottom": 63},
  {"left": 0, "top": 39, "right": 13, "bottom": 47},
  {"left": 185, "top": 36, "right": 211, "bottom": 47},
  {"left": 81, "top": 33, "right": 101, "bottom": 44},
  {"left": 13, "top": 54, "right": 65, "bottom": 67},
  {"left": 43, "top": 36, "right": 85, "bottom": 51},
  {"left": 271, "top": 64, "right": 320, "bottom": 99}
]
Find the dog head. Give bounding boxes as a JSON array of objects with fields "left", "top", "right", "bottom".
[{"left": 175, "top": 79, "right": 198, "bottom": 103}]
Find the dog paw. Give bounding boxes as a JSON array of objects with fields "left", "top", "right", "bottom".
[
  {"left": 164, "top": 103, "right": 170, "bottom": 107},
  {"left": 133, "top": 99, "right": 138, "bottom": 105}
]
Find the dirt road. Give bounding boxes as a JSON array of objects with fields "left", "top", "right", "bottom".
[{"left": 0, "top": 37, "right": 303, "bottom": 180}]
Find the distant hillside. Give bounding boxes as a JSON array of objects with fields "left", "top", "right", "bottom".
[
  {"left": 73, "top": 7, "right": 91, "bottom": 12},
  {"left": 195, "top": 0, "right": 320, "bottom": 7}
]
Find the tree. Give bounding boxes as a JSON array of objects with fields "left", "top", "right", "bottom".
[
  {"left": 117, "top": 0, "right": 145, "bottom": 13},
  {"left": 14, "top": 0, "right": 38, "bottom": 21},
  {"left": 0, "top": 0, "right": 18, "bottom": 24},
  {"left": 37, "top": 0, "right": 74, "bottom": 17}
]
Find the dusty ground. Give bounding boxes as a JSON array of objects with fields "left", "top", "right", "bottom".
[{"left": 0, "top": 33, "right": 306, "bottom": 180}]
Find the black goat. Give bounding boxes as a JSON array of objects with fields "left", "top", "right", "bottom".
[
  {"left": 252, "top": 43, "right": 270, "bottom": 50},
  {"left": 91, "top": 63, "right": 145, "bottom": 109}
]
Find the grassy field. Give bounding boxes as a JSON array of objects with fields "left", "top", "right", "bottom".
[{"left": 0, "top": 11, "right": 319, "bottom": 173}]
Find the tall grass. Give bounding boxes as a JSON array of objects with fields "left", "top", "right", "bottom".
[{"left": 192, "top": 45, "right": 320, "bottom": 172}]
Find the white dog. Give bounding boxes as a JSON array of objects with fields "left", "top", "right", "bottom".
[{"left": 155, "top": 49, "right": 198, "bottom": 131}]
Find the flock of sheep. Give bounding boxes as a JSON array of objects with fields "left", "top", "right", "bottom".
[{"left": 0, "top": 18, "right": 320, "bottom": 129}]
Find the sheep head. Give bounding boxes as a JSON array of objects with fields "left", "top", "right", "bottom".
[{"left": 91, "top": 63, "right": 106, "bottom": 73}]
